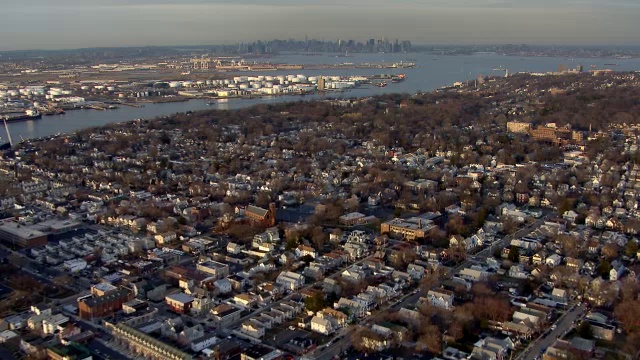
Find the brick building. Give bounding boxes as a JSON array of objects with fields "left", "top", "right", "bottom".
[{"left": 78, "top": 289, "right": 133, "bottom": 319}]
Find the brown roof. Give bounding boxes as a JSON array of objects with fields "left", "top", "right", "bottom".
[{"left": 246, "top": 205, "right": 268, "bottom": 217}]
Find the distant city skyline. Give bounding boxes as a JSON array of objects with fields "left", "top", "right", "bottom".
[{"left": 1, "top": 0, "right": 639, "bottom": 51}]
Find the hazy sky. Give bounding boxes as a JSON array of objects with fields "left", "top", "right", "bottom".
[{"left": 0, "top": 0, "right": 638, "bottom": 50}]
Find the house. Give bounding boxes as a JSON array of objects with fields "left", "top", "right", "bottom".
[
  {"left": 213, "top": 278, "right": 232, "bottom": 294},
  {"left": 565, "top": 257, "right": 583, "bottom": 272},
  {"left": 335, "top": 297, "right": 366, "bottom": 318},
  {"left": 425, "top": 289, "right": 454, "bottom": 310},
  {"left": 296, "top": 245, "right": 317, "bottom": 259},
  {"left": 154, "top": 232, "right": 177, "bottom": 245},
  {"left": 532, "top": 252, "right": 546, "bottom": 265},
  {"left": 610, "top": 262, "right": 625, "bottom": 281},
  {"left": 508, "top": 264, "right": 529, "bottom": 279},
  {"left": 407, "top": 264, "right": 426, "bottom": 280},
  {"left": 42, "top": 314, "right": 69, "bottom": 335},
  {"left": 227, "top": 242, "right": 244, "bottom": 254},
  {"left": 471, "top": 336, "right": 514, "bottom": 360},
  {"left": 210, "top": 304, "right": 243, "bottom": 327},
  {"left": 551, "top": 288, "right": 568, "bottom": 303},
  {"left": 310, "top": 316, "right": 333, "bottom": 335},
  {"left": 458, "top": 267, "right": 487, "bottom": 282},
  {"left": 165, "top": 292, "right": 194, "bottom": 314},
  {"left": 234, "top": 293, "right": 258, "bottom": 308},
  {"left": 241, "top": 320, "right": 265, "bottom": 339},
  {"left": 191, "top": 334, "right": 219, "bottom": 352},
  {"left": 501, "top": 321, "right": 533, "bottom": 340},
  {"left": 360, "top": 328, "right": 392, "bottom": 352},
  {"left": 562, "top": 210, "right": 579, "bottom": 224},
  {"left": 449, "top": 235, "right": 465, "bottom": 249},
  {"left": 317, "top": 308, "right": 348, "bottom": 328},
  {"left": 276, "top": 271, "right": 305, "bottom": 291},
  {"left": 512, "top": 311, "right": 542, "bottom": 330},
  {"left": 545, "top": 254, "right": 562, "bottom": 268}
]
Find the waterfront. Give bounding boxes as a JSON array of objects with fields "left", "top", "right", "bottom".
[{"left": 6, "top": 52, "right": 640, "bottom": 141}]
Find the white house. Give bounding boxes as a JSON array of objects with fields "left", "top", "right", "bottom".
[
  {"left": 213, "top": 278, "right": 232, "bottom": 294},
  {"left": 241, "top": 320, "right": 265, "bottom": 339},
  {"left": 545, "top": 254, "right": 563, "bottom": 268},
  {"left": 191, "top": 334, "right": 218, "bottom": 352},
  {"left": 276, "top": 271, "right": 305, "bottom": 291},
  {"left": 310, "top": 316, "right": 333, "bottom": 335},
  {"left": 425, "top": 289, "right": 454, "bottom": 310},
  {"left": 407, "top": 264, "right": 426, "bottom": 280}
]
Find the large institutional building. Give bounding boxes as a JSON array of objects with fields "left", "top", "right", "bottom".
[{"left": 380, "top": 215, "right": 437, "bottom": 240}]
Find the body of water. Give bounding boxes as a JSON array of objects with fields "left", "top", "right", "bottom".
[{"left": 6, "top": 52, "right": 640, "bottom": 141}]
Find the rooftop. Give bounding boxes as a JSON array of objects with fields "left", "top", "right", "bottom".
[{"left": 0, "top": 219, "right": 46, "bottom": 239}]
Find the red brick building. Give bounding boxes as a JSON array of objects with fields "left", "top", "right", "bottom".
[
  {"left": 245, "top": 203, "right": 276, "bottom": 227},
  {"left": 78, "top": 289, "right": 133, "bottom": 319}
]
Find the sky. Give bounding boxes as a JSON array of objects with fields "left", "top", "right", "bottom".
[{"left": 0, "top": 0, "right": 639, "bottom": 51}]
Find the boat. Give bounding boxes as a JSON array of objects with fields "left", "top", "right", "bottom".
[
  {"left": 1, "top": 112, "right": 42, "bottom": 122},
  {"left": 374, "top": 82, "right": 388, "bottom": 88},
  {"left": 391, "top": 74, "right": 406, "bottom": 83},
  {"left": 604, "top": 63, "right": 618, "bottom": 66}
]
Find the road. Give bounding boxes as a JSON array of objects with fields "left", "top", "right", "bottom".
[
  {"left": 311, "top": 218, "right": 547, "bottom": 360},
  {"left": 518, "top": 303, "right": 586, "bottom": 360}
]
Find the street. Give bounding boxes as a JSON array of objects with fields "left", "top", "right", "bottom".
[{"left": 518, "top": 303, "right": 586, "bottom": 360}]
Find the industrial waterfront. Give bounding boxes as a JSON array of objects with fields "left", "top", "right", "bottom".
[{"left": 4, "top": 51, "right": 640, "bottom": 141}]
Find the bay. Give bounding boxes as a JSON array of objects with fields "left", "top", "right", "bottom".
[{"left": 6, "top": 52, "right": 640, "bottom": 141}]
